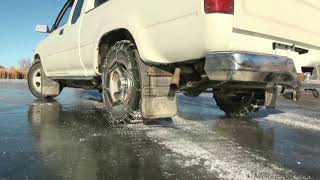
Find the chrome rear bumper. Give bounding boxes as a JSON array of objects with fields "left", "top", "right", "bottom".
[{"left": 204, "top": 52, "right": 299, "bottom": 88}]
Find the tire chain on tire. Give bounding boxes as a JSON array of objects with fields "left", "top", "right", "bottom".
[
  {"left": 101, "top": 40, "right": 145, "bottom": 124},
  {"left": 214, "top": 91, "right": 263, "bottom": 117}
]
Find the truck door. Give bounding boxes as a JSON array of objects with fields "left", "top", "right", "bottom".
[{"left": 40, "top": 0, "right": 86, "bottom": 78}]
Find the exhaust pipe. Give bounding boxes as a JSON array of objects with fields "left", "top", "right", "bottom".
[{"left": 170, "top": 68, "right": 181, "bottom": 90}]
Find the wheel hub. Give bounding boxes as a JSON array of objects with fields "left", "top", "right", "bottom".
[
  {"left": 108, "top": 63, "right": 132, "bottom": 103},
  {"left": 32, "top": 69, "right": 42, "bottom": 93}
]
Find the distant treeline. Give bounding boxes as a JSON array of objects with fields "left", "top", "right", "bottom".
[
  {"left": 0, "top": 58, "right": 31, "bottom": 79},
  {"left": 0, "top": 68, "right": 28, "bottom": 79}
]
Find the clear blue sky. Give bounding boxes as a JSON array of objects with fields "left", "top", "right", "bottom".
[{"left": 0, "top": 0, "right": 66, "bottom": 68}]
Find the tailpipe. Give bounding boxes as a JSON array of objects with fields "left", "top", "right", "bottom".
[{"left": 170, "top": 68, "right": 181, "bottom": 90}]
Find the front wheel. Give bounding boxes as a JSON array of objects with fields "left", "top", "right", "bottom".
[
  {"left": 28, "top": 62, "right": 61, "bottom": 99},
  {"left": 214, "top": 90, "right": 265, "bottom": 117},
  {"left": 101, "top": 40, "right": 142, "bottom": 124}
]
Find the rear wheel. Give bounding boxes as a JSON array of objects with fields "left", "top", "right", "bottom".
[
  {"left": 214, "top": 90, "right": 265, "bottom": 117},
  {"left": 101, "top": 40, "right": 142, "bottom": 124}
]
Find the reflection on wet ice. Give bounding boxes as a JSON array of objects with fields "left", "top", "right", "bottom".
[{"left": 27, "top": 99, "right": 212, "bottom": 180}]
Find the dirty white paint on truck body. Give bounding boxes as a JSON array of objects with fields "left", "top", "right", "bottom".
[{"left": 35, "top": 0, "right": 320, "bottom": 77}]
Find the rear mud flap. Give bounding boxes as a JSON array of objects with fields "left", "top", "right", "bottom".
[
  {"left": 265, "top": 88, "right": 277, "bottom": 108},
  {"left": 136, "top": 56, "right": 177, "bottom": 119}
]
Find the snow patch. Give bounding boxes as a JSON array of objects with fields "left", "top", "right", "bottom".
[
  {"left": 263, "top": 112, "right": 320, "bottom": 132},
  {"left": 141, "top": 116, "right": 308, "bottom": 180}
]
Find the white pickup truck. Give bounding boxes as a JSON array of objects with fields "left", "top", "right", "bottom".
[{"left": 28, "top": 0, "right": 320, "bottom": 122}]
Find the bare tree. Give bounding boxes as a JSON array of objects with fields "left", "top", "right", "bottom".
[{"left": 18, "top": 58, "right": 32, "bottom": 70}]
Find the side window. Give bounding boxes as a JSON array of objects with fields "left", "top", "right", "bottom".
[
  {"left": 95, "top": 0, "right": 108, "bottom": 8},
  {"left": 52, "top": 1, "right": 74, "bottom": 31},
  {"left": 57, "top": 2, "right": 73, "bottom": 28},
  {"left": 71, "top": 0, "right": 85, "bottom": 24}
]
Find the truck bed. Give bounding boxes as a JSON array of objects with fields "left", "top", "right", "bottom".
[{"left": 234, "top": 0, "right": 320, "bottom": 49}]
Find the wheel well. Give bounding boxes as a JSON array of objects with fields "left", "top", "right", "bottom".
[
  {"left": 34, "top": 54, "right": 41, "bottom": 62},
  {"left": 97, "top": 29, "right": 136, "bottom": 73}
]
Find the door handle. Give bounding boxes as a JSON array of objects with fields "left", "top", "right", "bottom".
[{"left": 59, "top": 29, "right": 64, "bottom": 35}]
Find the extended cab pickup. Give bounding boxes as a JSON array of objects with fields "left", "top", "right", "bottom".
[{"left": 28, "top": 0, "right": 320, "bottom": 122}]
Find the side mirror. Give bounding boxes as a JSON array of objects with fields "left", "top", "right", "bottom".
[{"left": 35, "top": 24, "right": 50, "bottom": 33}]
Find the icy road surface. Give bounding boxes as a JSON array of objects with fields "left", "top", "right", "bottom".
[{"left": 0, "top": 80, "right": 320, "bottom": 180}]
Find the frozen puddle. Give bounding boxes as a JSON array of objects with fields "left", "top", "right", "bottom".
[{"left": 257, "top": 106, "right": 320, "bottom": 132}]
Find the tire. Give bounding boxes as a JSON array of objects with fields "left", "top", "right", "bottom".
[
  {"left": 28, "top": 62, "right": 61, "bottom": 99},
  {"left": 101, "top": 40, "right": 142, "bottom": 124},
  {"left": 214, "top": 90, "right": 265, "bottom": 117}
]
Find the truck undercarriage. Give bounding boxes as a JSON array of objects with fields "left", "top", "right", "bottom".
[{"left": 29, "top": 50, "right": 320, "bottom": 122}]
